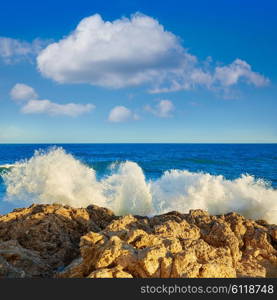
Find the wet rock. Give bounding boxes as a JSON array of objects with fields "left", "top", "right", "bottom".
[{"left": 0, "top": 240, "right": 51, "bottom": 277}]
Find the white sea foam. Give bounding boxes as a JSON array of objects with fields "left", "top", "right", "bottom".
[{"left": 2, "top": 147, "right": 277, "bottom": 223}]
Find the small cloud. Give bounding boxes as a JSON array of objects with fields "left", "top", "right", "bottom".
[
  {"left": 21, "top": 99, "right": 94, "bottom": 117},
  {"left": 10, "top": 83, "right": 94, "bottom": 117},
  {"left": 108, "top": 106, "right": 138, "bottom": 122},
  {"left": 214, "top": 59, "right": 269, "bottom": 87},
  {"left": 145, "top": 99, "right": 174, "bottom": 118},
  {"left": 10, "top": 83, "right": 38, "bottom": 101}
]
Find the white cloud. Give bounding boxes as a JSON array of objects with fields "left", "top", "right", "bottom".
[
  {"left": 36, "top": 13, "right": 269, "bottom": 94},
  {"left": 145, "top": 100, "right": 174, "bottom": 117},
  {"left": 150, "top": 59, "right": 268, "bottom": 93},
  {"left": 0, "top": 37, "right": 48, "bottom": 64},
  {"left": 214, "top": 59, "right": 269, "bottom": 87},
  {"left": 37, "top": 13, "right": 195, "bottom": 88},
  {"left": 21, "top": 99, "right": 94, "bottom": 117},
  {"left": 10, "top": 83, "right": 38, "bottom": 101},
  {"left": 10, "top": 83, "right": 94, "bottom": 117},
  {"left": 108, "top": 106, "right": 138, "bottom": 122}
]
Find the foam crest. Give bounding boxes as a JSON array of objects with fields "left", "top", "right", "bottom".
[
  {"left": 2, "top": 147, "right": 106, "bottom": 208},
  {"left": 150, "top": 170, "right": 277, "bottom": 223},
  {"left": 2, "top": 147, "right": 277, "bottom": 223}
]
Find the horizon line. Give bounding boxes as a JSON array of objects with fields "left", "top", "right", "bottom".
[{"left": 0, "top": 142, "right": 277, "bottom": 145}]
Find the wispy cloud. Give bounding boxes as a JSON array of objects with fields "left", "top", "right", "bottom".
[
  {"left": 145, "top": 100, "right": 174, "bottom": 118},
  {"left": 0, "top": 37, "right": 49, "bottom": 64},
  {"left": 149, "top": 59, "right": 269, "bottom": 94},
  {"left": 21, "top": 99, "right": 94, "bottom": 117}
]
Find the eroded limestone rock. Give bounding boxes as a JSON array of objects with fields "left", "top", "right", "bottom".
[
  {"left": 57, "top": 209, "right": 277, "bottom": 278},
  {"left": 0, "top": 204, "right": 276, "bottom": 278},
  {"left": 0, "top": 203, "right": 116, "bottom": 272}
]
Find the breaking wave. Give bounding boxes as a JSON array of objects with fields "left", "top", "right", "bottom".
[
  {"left": 0, "top": 164, "right": 14, "bottom": 174},
  {"left": 1, "top": 147, "right": 277, "bottom": 223}
]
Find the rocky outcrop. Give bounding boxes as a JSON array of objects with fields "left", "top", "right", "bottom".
[
  {"left": 0, "top": 203, "right": 116, "bottom": 276},
  {"left": 0, "top": 204, "right": 276, "bottom": 278}
]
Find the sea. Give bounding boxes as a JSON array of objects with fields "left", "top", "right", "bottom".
[{"left": 0, "top": 143, "right": 276, "bottom": 223}]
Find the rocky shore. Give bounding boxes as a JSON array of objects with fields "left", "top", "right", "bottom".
[{"left": 0, "top": 203, "right": 276, "bottom": 278}]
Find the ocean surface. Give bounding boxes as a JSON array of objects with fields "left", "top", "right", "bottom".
[{"left": 0, "top": 144, "right": 277, "bottom": 223}]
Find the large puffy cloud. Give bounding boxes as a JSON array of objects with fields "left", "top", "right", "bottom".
[
  {"left": 145, "top": 100, "right": 174, "bottom": 117},
  {"left": 37, "top": 13, "right": 269, "bottom": 93},
  {"left": 9, "top": 83, "right": 94, "bottom": 117},
  {"left": 0, "top": 37, "right": 48, "bottom": 64},
  {"left": 21, "top": 99, "right": 94, "bottom": 117},
  {"left": 37, "top": 13, "right": 196, "bottom": 88},
  {"left": 10, "top": 83, "right": 38, "bottom": 101},
  {"left": 108, "top": 106, "right": 138, "bottom": 122}
]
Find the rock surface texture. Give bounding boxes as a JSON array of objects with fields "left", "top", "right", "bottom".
[{"left": 0, "top": 204, "right": 276, "bottom": 278}]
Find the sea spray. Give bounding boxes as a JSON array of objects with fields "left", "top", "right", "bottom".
[
  {"left": 2, "top": 147, "right": 277, "bottom": 223},
  {"left": 150, "top": 169, "right": 277, "bottom": 222},
  {"left": 102, "top": 161, "right": 152, "bottom": 215},
  {"left": 2, "top": 147, "right": 107, "bottom": 208}
]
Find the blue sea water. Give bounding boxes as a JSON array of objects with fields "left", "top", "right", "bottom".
[{"left": 0, "top": 143, "right": 277, "bottom": 219}]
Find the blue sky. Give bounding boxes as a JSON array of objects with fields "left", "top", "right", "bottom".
[{"left": 0, "top": 0, "right": 276, "bottom": 143}]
